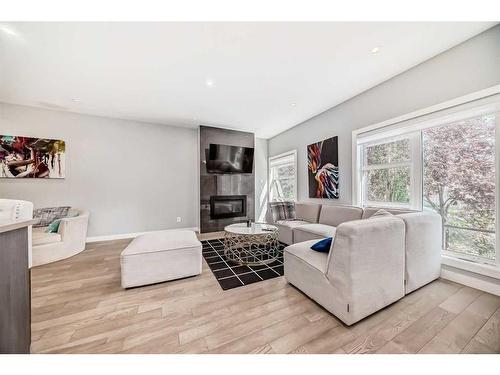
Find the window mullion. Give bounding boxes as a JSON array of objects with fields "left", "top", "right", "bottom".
[
  {"left": 268, "top": 150, "right": 297, "bottom": 202},
  {"left": 410, "top": 131, "right": 423, "bottom": 211},
  {"left": 496, "top": 111, "right": 500, "bottom": 266}
]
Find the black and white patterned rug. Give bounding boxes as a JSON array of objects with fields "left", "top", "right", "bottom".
[{"left": 202, "top": 238, "right": 286, "bottom": 290}]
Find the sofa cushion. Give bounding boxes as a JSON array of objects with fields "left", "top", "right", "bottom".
[
  {"left": 276, "top": 219, "right": 310, "bottom": 228},
  {"left": 295, "top": 203, "right": 321, "bottom": 223},
  {"left": 33, "top": 206, "right": 71, "bottom": 227},
  {"left": 362, "top": 207, "right": 414, "bottom": 219},
  {"left": 370, "top": 209, "right": 394, "bottom": 218},
  {"left": 269, "top": 201, "right": 296, "bottom": 222},
  {"left": 293, "top": 223, "right": 337, "bottom": 244},
  {"left": 32, "top": 227, "right": 62, "bottom": 245},
  {"left": 274, "top": 220, "right": 310, "bottom": 245},
  {"left": 46, "top": 219, "right": 62, "bottom": 233},
  {"left": 294, "top": 223, "right": 337, "bottom": 238},
  {"left": 311, "top": 237, "right": 333, "bottom": 253},
  {"left": 285, "top": 240, "right": 329, "bottom": 272},
  {"left": 319, "top": 205, "right": 363, "bottom": 227}
]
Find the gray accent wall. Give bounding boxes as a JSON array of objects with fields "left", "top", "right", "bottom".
[
  {"left": 268, "top": 25, "right": 500, "bottom": 206},
  {"left": 0, "top": 103, "right": 199, "bottom": 237},
  {"left": 199, "top": 126, "right": 255, "bottom": 233}
]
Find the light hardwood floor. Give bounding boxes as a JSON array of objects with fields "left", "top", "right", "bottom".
[{"left": 30, "top": 238, "right": 500, "bottom": 354}]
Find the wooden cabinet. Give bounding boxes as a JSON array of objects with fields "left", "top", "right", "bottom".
[{"left": 0, "top": 221, "right": 33, "bottom": 354}]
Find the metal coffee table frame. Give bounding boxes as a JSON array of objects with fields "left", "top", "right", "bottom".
[{"left": 223, "top": 223, "right": 280, "bottom": 266}]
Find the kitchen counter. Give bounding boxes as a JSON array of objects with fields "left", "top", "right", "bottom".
[
  {"left": 0, "top": 218, "right": 37, "bottom": 234},
  {"left": 0, "top": 219, "right": 34, "bottom": 353}
]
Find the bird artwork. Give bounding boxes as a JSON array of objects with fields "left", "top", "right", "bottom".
[{"left": 307, "top": 136, "right": 339, "bottom": 199}]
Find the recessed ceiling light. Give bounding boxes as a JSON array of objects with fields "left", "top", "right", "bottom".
[
  {"left": 205, "top": 78, "right": 215, "bottom": 87},
  {"left": 371, "top": 47, "right": 380, "bottom": 54},
  {"left": 0, "top": 24, "right": 18, "bottom": 37},
  {"left": 291, "top": 103, "right": 297, "bottom": 107}
]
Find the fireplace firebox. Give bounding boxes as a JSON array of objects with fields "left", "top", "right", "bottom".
[{"left": 210, "top": 195, "right": 247, "bottom": 220}]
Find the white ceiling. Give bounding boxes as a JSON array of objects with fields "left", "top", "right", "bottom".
[{"left": 0, "top": 22, "right": 495, "bottom": 138}]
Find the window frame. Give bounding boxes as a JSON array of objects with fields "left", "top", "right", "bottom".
[
  {"left": 352, "top": 87, "right": 500, "bottom": 272},
  {"left": 358, "top": 132, "right": 422, "bottom": 210},
  {"left": 268, "top": 149, "right": 297, "bottom": 203}
]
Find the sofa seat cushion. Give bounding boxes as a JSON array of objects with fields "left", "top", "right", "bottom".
[
  {"left": 284, "top": 240, "right": 329, "bottom": 273},
  {"left": 32, "top": 227, "right": 62, "bottom": 246},
  {"left": 293, "top": 223, "right": 337, "bottom": 243},
  {"left": 274, "top": 220, "right": 311, "bottom": 245},
  {"left": 276, "top": 220, "right": 310, "bottom": 229},
  {"left": 294, "top": 223, "right": 337, "bottom": 238}
]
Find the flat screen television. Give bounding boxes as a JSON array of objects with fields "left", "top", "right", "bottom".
[{"left": 206, "top": 143, "right": 254, "bottom": 174}]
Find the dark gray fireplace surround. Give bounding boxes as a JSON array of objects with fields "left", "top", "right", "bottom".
[{"left": 199, "top": 126, "right": 255, "bottom": 233}]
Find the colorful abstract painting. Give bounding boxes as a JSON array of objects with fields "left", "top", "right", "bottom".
[
  {"left": 0, "top": 135, "right": 66, "bottom": 178},
  {"left": 307, "top": 136, "right": 339, "bottom": 199}
]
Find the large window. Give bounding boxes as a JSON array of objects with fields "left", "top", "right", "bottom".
[
  {"left": 422, "top": 115, "right": 496, "bottom": 263},
  {"left": 360, "top": 134, "right": 420, "bottom": 209},
  {"left": 269, "top": 150, "right": 297, "bottom": 202},
  {"left": 354, "top": 100, "right": 500, "bottom": 267}
]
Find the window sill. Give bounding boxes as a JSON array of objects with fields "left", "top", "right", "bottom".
[{"left": 442, "top": 255, "right": 500, "bottom": 280}]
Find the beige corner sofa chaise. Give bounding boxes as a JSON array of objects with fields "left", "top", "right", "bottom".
[{"left": 269, "top": 202, "right": 442, "bottom": 325}]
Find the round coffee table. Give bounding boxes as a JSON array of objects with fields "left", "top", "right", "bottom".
[{"left": 223, "top": 222, "right": 279, "bottom": 266}]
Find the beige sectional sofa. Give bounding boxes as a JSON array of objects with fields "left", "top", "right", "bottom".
[{"left": 269, "top": 202, "right": 442, "bottom": 325}]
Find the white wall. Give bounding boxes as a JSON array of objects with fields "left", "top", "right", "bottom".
[
  {"left": 268, "top": 25, "right": 500, "bottom": 205},
  {"left": 0, "top": 103, "right": 199, "bottom": 237}
]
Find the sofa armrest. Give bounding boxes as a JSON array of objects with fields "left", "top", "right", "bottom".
[
  {"left": 326, "top": 216, "right": 405, "bottom": 324},
  {"left": 398, "top": 212, "right": 442, "bottom": 293},
  {"left": 58, "top": 211, "right": 89, "bottom": 250}
]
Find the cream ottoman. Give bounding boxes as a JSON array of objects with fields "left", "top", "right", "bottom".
[{"left": 120, "top": 230, "right": 202, "bottom": 288}]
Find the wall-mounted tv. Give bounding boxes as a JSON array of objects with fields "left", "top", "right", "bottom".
[{"left": 206, "top": 143, "right": 254, "bottom": 174}]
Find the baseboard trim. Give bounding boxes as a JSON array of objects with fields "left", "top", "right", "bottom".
[
  {"left": 86, "top": 227, "right": 199, "bottom": 243},
  {"left": 441, "top": 265, "right": 500, "bottom": 296}
]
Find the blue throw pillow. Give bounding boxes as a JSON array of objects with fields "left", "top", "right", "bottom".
[{"left": 311, "top": 237, "right": 333, "bottom": 253}]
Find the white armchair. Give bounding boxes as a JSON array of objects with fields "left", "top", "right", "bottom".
[
  {"left": 0, "top": 199, "right": 90, "bottom": 267},
  {"left": 32, "top": 209, "right": 89, "bottom": 267}
]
